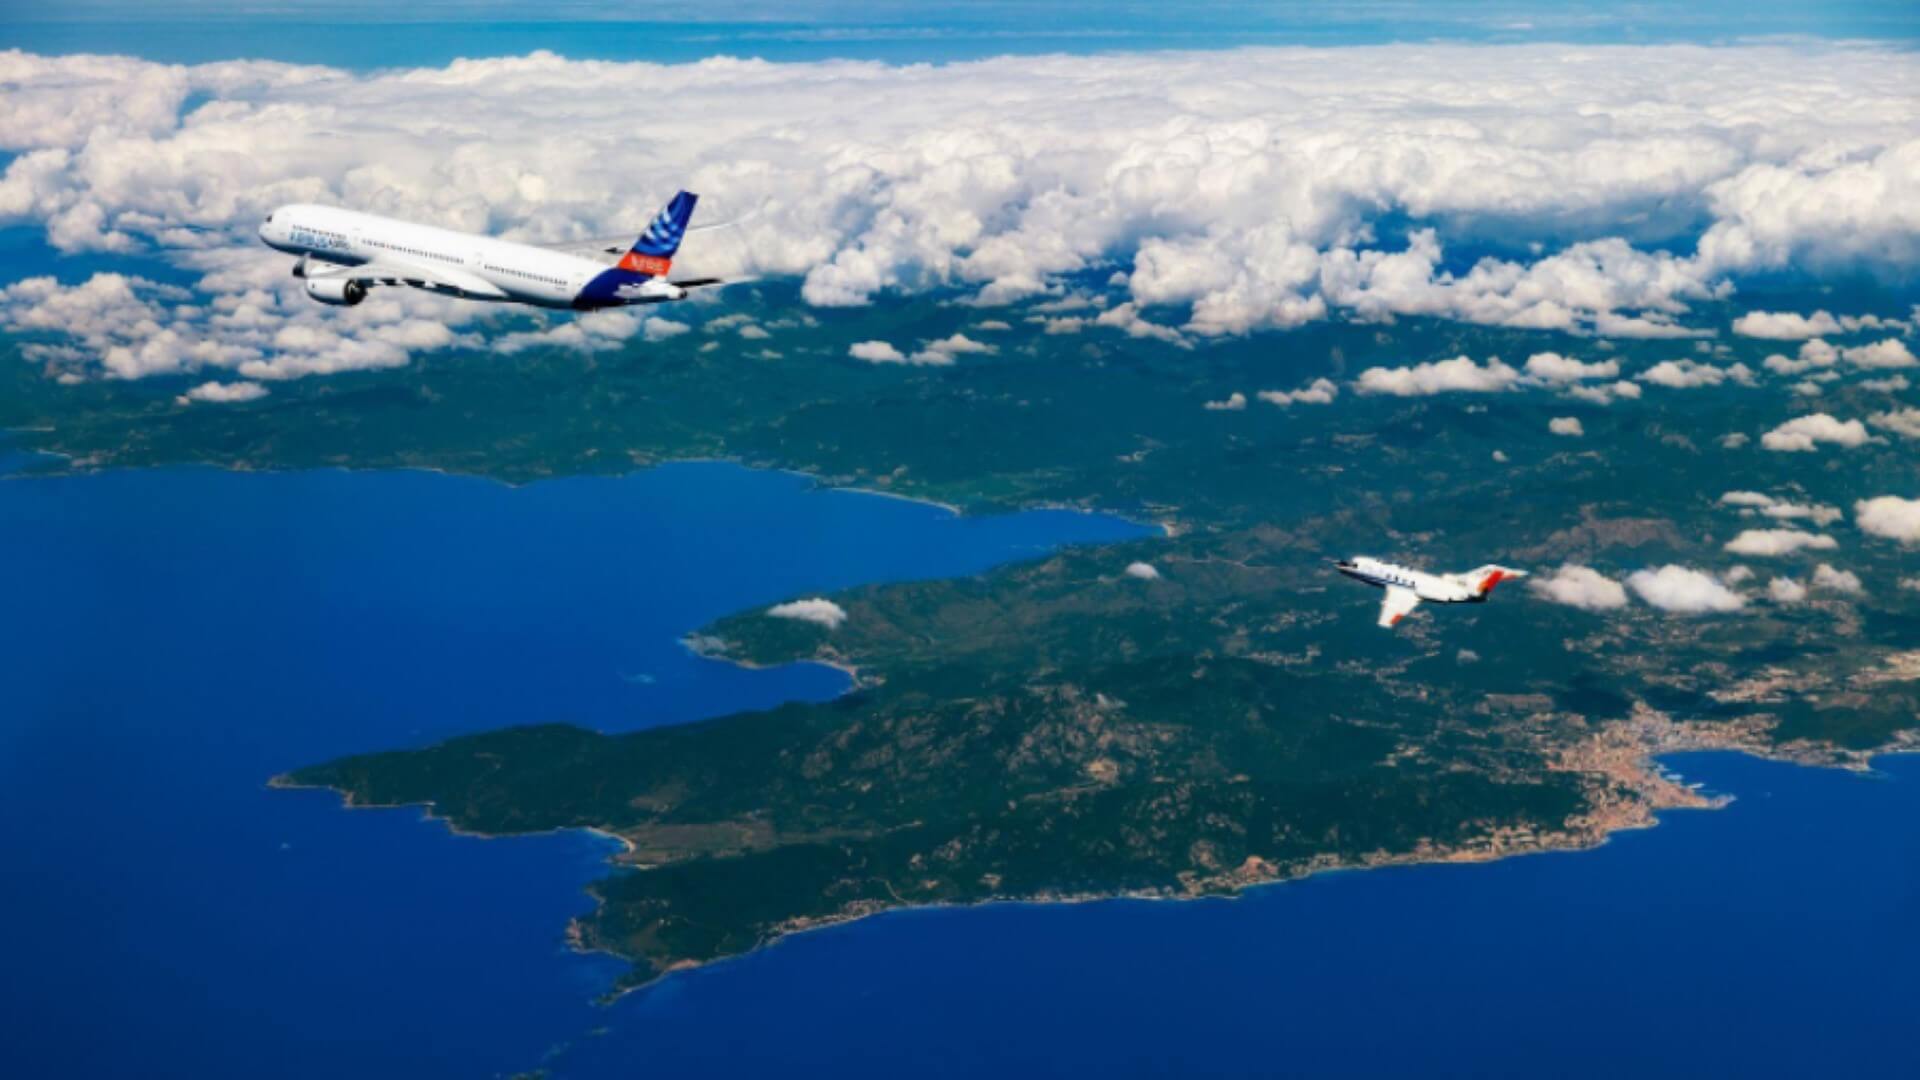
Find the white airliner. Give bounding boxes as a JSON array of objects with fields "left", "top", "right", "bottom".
[
  {"left": 257, "top": 191, "right": 727, "bottom": 310},
  {"left": 1335, "top": 556, "right": 1527, "bottom": 629}
]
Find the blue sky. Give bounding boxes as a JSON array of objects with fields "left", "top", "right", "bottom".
[{"left": 9, "top": 2, "right": 1917, "bottom": 68}]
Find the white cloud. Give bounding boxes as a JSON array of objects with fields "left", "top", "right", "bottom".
[
  {"left": 1123, "top": 561, "right": 1161, "bottom": 581},
  {"left": 1315, "top": 231, "right": 1725, "bottom": 339},
  {"left": 1528, "top": 565, "right": 1629, "bottom": 611},
  {"left": 1723, "top": 528, "right": 1838, "bottom": 556},
  {"left": 1759, "top": 413, "right": 1871, "bottom": 452},
  {"left": 848, "top": 340, "right": 909, "bottom": 364},
  {"left": 644, "top": 318, "right": 690, "bottom": 341},
  {"left": 1258, "top": 377, "right": 1338, "bottom": 406},
  {"left": 1811, "top": 563, "right": 1862, "bottom": 593},
  {"left": 1723, "top": 565, "right": 1755, "bottom": 585},
  {"left": 1737, "top": 310, "right": 1912, "bottom": 341},
  {"left": 177, "top": 379, "right": 267, "bottom": 404},
  {"left": 1093, "top": 302, "right": 1188, "bottom": 346},
  {"left": 1762, "top": 339, "right": 1839, "bottom": 376},
  {"left": 1628, "top": 565, "right": 1746, "bottom": 613},
  {"left": 0, "top": 267, "right": 481, "bottom": 380},
  {"left": 1564, "top": 379, "right": 1642, "bottom": 405},
  {"left": 1841, "top": 338, "right": 1917, "bottom": 370},
  {"left": 1768, "top": 577, "right": 1808, "bottom": 604},
  {"left": 1354, "top": 355, "right": 1519, "bottom": 397},
  {"left": 1733, "top": 310, "right": 1843, "bottom": 339},
  {"left": 1637, "top": 359, "right": 1754, "bottom": 389},
  {"left": 1719, "top": 432, "right": 1751, "bottom": 448},
  {"left": 908, "top": 332, "right": 998, "bottom": 365},
  {"left": 1203, "top": 391, "right": 1247, "bottom": 411},
  {"left": 1856, "top": 496, "right": 1920, "bottom": 545},
  {"left": 1761, "top": 502, "right": 1843, "bottom": 527},
  {"left": 1548, "top": 416, "right": 1584, "bottom": 437},
  {"left": 1860, "top": 374, "right": 1910, "bottom": 394},
  {"left": 766, "top": 597, "right": 847, "bottom": 629},
  {"left": 0, "top": 44, "right": 1910, "bottom": 384},
  {"left": 494, "top": 308, "right": 644, "bottom": 355},
  {"left": 1869, "top": 407, "right": 1920, "bottom": 439},
  {"left": 1524, "top": 352, "right": 1620, "bottom": 384},
  {"left": 1723, "top": 492, "right": 1844, "bottom": 524}
]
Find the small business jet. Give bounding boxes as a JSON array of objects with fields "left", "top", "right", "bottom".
[
  {"left": 1335, "top": 556, "right": 1527, "bottom": 629},
  {"left": 258, "top": 191, "right": 729, "bottom": 310}
]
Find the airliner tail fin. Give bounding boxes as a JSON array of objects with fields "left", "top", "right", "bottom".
[{"left": 616, "top": 190, "right": 698, "bottom": 275}]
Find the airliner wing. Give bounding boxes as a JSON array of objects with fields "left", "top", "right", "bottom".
[
  {"left": 1378, "top": 586, "right": 1422, "bottom": 629},
  {"left": 307, "top": 256, "right": 507, "bottom": 300}
]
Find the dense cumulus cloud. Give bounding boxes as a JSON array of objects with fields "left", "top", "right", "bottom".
[
  {"left": 1627, "top": 565, "right": 1746, "bottom": 613},
  {"left": 0, "top": 44, "right": 1916, "bottom": 383},
  {"left": 1759, "top": 413, "right": 1872, "bottom": 452},
  {"left": 1528, "top": 565, "right": 1628, "bottom": 611},
  {"left": 1855, "top": 496, "right": 1920, "bottom": 545}
]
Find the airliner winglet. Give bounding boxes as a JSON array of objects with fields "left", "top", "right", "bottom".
[{"left": 259, "top": 190, "right": 733, "bottom": 312}]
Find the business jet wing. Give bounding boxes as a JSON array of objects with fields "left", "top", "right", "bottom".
[
  {"left": 306, "top": 255, "right": 507, "bottom": 300},
  {"left": 1378, "top": 585, "right": 1422, "bottom": 629}
]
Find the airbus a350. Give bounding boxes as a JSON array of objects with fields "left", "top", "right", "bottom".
[
  {"left": 258, "top": 190, "right": 728, "bottom": 311},
  {"left": 1335, "top": 557, "right": 1527, "bottom": 629}
]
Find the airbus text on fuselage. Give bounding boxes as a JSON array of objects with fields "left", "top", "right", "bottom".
[
  {"left": 1335, "top": 557, "right": 1528, "bottom": 629},
  {"left": 258, "top": 191, "right": 724, "bottom": 311}
]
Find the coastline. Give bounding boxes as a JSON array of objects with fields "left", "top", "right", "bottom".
[
  {"left": 272, "top": 706, "right": 1920, "bottom": 1003},
  {"left": 134, "top": 450, "right": 1917, "bottom": 1001},
  {"left": 0, "top": 434, "right": 1175, "bottom": 538}
]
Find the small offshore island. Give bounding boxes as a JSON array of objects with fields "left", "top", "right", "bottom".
[{"left": 21, "top": 286, "right": 1889, "bottom": 993}]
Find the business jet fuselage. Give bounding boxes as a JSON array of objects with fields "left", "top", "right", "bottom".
[
  {"left": 1335, "top": 556, "right": 1526, "bottom": 629},
  {"left": 257, "top": 191, "right": 718, "bottom": 311}
]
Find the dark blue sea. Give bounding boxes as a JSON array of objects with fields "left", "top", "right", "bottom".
[{"left": 3, "top": 459, "right": 1916, "bottom": 1078}]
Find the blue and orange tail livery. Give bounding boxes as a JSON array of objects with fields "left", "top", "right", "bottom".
[{"left": 616, "top": 190, "right": 697, "bottom": 276}]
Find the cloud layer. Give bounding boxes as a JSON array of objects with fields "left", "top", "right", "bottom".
[{"left": 1, "top": 43, "right": 1917, "bottom": 382}]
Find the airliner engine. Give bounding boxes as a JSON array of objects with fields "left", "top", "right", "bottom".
[{"left": 304, "top": 277, "right": 366, "bottom": 306}]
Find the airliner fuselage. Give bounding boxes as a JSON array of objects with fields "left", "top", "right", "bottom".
[{"left": 257, "top": 191, "right": 710, "bottom": 311}]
